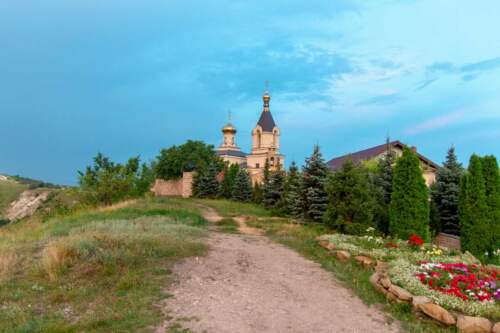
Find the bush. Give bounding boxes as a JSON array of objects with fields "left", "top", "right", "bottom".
[{"left": 389, "top": 147, "right": 430, "bottom": 241}]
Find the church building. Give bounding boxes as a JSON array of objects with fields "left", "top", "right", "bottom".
[{"left": 217, "top": 89, "right": 285, "bottom": 184}]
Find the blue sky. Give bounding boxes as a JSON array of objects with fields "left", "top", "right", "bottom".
[{"left": 1, "top": 0, "right": 499, "bottom": 184}]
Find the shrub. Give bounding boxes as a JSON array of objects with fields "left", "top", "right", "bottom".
[{"left": 389, "top": 147, "right": 430, "bottom": 241}]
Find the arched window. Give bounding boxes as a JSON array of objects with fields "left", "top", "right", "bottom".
[{"left": 257, "top": 131, "right": 262, "bottom": 148}]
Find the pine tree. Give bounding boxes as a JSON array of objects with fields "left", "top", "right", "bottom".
[
  {"left": 324, "top": 159, "right": 376, "bottom": 234},
  {"left": 263, "top": 170, "right": 285, "bottom": 209},
  {"left": 389, "top": 147, "right": 430, "bottom": 241},
  {"left": 231, "top": 169, "right": 252, "bottom": 202},
  {"left": 193, "top": 162, "right": 220, "bottom": 198},
  {"left": 219, "top": 163, "right": 240, "bottom": 198},
  {"left": 252, "top": 181, "right": 263, "bottom": 204},
  {"left": 459, "top": 155, "right": 489, "bottom": 256},
  {"left": 373, "top": 139, "right": 396, "bottom": 234},
  {"left": 301, "top": 145, "right": 329, "bottom": 222},
  {"left": 431, "top": 147, "right": 463, "bottom": 236},
  {"left": 285, "top": 161, "right": 303, "bottom": 217}
]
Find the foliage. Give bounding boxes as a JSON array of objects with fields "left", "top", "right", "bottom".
[
  {"left": 431, "top": 147, "right": 463, "bottom": 236},
  {"left": 373, "top": 139, "right": 396, "bottom": 235},
  {"left": 252, "top": 181, "right": 263, "bottom": 204},
  {"left": 155, "top": 140, "right": 222, "bottom": 180},
  {"left": 481, "top": 155, "right": 500, "bottom": 254},
  {"left": 219, "top": 163, "right": 240, "bottom": 199},
  {"left": 8, "top": 174, "right": 63, "bottom": 189},
  {"left": 192, "top": 162, "right": 220, "bottom": 199},
  {"left": 459, "top": 155, "right": 490, "bottom": 258},
  {"left": 78, "top": 153, "right": 153, "bottom": 205},
  {"left": 285, "top": 161, "right": 303, "bottom": 218},
  {"left": 231, "top": 169, "right": 252, "bottom": 202},
  {"left": 301, "top": 145, "right": 329, "bottom": 222},
  {"left": 389, "top": 147, "right": 430, "bottom": 241},
  {"left": 262, "top": 169, "right": 286, "bottom": 211},
  {"left": 324, "top": 159, "right": 376, "bottom": 233}
]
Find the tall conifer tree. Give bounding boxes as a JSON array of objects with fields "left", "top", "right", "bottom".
[
  {"left": 389, "top": 147, "right": 430, "bottom": 240},
  {"left": 431, "top": 147, "right": 463, "bottom": 236},
  {"left": 285, "top": 161, "right": 303, "bottom": 217},
  {"left": 373, "top": 139, "right": 396, "bottom": 234},
  {"left": 301, "top": 146, "right": 329, "bottom": 222},
  {"left": 480, "top": 155, "right": 500, "bottom": 254},
  {"left": 231, "top": 169, "right": 252, "bottom": 202},
  {"left": 220, "top": 163, "right": 240, "bottom": 198}
]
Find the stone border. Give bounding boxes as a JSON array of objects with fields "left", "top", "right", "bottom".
[{"left": 317, "top": 239, "right": 500, "bottom": 333}]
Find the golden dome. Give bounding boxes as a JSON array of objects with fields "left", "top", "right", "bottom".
[{"left": 222, "top": 123, "right": 236, "bottom": 132}]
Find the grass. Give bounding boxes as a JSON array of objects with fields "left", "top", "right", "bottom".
[
  {"left": 215, "top": 217, "right": 239, "bottom": 233},
  {"left": 0, "top": 197, "right": 208, "bottom": 332},
  {"left": 203, "top": 200, "right": 457, "bottom": 333},
  {"left": 0, "top": 179, "right": 28, "bottom": 218}
]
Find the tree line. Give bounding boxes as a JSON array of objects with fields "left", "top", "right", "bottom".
[{"left": 79, "top": 139, "right": 498, "bottom": 261}]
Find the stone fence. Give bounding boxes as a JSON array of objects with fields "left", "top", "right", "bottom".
[{"left": 151, "top": 172, "right": 194, "bottom": 198}]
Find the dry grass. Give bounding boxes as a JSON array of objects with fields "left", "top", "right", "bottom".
[
  {"left": 41, "top": 239, "right": 74, "bottom": 281},
  {"left": 97, "top": 199, "right": 137, "bottom": 212},
  {"left": 0, "top": 251, "right": 17, "bottom": 282}
]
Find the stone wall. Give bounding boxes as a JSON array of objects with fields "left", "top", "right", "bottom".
[
  {"left": 435, "top": 232, "right": 461, "bottom": 251},
  {"left": 151, "top": 172, "right": 194, "bottom": 198}
]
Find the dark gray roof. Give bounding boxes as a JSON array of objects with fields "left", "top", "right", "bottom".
[
  {"left": 217, "top": 150, "right": 247, "bottom": 158},
  {"left": 327, "top": 140, "right": 439, "bottom": 170},
  {"left": 257, "top": 111, "right": 276, "bottom": 132}
]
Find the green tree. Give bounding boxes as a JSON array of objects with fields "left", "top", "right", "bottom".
[
  {"left": 155, "top": 140, "right": 221, "bottom": 180},
  {"left": 231, "top": 169, "right": 252, "bottom": 202},
  {"left": 252, "top": 181, "right": 263, "bottom": 204},
  {"left": 192, "top": 162, "right": 220, "bottom": 198},
  {"left": 301, "top": 145, "right": 329, "bottom": 222},
  {"left": 389, "top": 147, "right": 430, "bottom": 240},
  {"left": 324, "top": 159, "right": 376, "bottom": 234},
  {"left": 480, "top": 155, "right": 500, "bottom": 255},
  {"left": 459, "top": 155, "right": 489, "bottom": 256},
  {"left": 373, "top": 139, "right": 396, "bottom": 234},
  {"left": 431, "top": 147, "right": 464, "bottom": 236},
  {"left": 78, "top": 153, "right": 144, "bottom": 205},
  {"left": 219, "top": 163, "right": 240, "bottom": 199},
  {"left": 263, "top": 169, "right": 285, "bottom": 210},
  {"left": 285, "top": 161, "right": 303, "bottom": 217}
]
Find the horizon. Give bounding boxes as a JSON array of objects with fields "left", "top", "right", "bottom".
[{"left": 1, "top": 1, "right": 499, "bottom": 185}]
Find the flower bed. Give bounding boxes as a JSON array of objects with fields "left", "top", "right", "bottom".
[{"left": 417, "top": 262, "right": 499, "bottom": 304}]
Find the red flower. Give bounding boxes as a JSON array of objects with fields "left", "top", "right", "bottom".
[{"left": 408, "top": 234, "right": 424, "bottom": 246}]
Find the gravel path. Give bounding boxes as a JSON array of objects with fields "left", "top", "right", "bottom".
[{"left": 157, "top": 208, "right": 400, "bottom": 333}]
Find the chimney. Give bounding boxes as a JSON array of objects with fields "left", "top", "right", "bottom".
[{"left": 411, "top": 146, "right": 417, "bottom": 153}]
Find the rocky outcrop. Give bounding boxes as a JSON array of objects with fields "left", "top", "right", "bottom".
[
  {"left": 419, "top": 303, "right": 456, "bottom": 325},
  {"left": 335, "top": 251, "right": 351, "bottom": 262},
  {"left": 5, "top": 190, "right": 50, "bottom": 221}
]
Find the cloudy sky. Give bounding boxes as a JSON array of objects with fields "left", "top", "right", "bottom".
[{"left": 1, "top": 0, "right": 499, "bottom": 184}]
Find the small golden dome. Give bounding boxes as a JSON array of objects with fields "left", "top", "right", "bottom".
[{"left": 222, "top": 123, "right": 236, "bottom": 132}]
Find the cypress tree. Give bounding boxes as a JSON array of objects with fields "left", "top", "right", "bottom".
[
  {"left": 389, "top": 147, "right": 430, "bottom": 240},
  {"left": 219, "top": 163, "right": 240, "bottom": 198},
  {"left": 231, "top": 169, "right": 252, "bottom": 202},
  {"left": 301, "top": 145, "right": 329, "bottom": 222},
  {"left": 324, "top": 159, "right": 376, "bottom": 234},
  {"left": 459, "top": 155, "right": 489, "bottom": 256},
  {"left": 285, "top": 161, "right": 304, "bottom": 217},
  {"left": 480, "top": 155, "right": 500, "bottom": 254},
  {"left": 431, "top": 147, "right": 463, "bottom": 236},
  {"left": 373, "top": 139, "right": 396, "bottom": 234}
]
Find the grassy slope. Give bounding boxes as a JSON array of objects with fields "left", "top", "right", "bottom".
[
  {"left": 0, "top": 197, "right": 207, "bottom": 333},
  {"left": 203, "top": 200, "right": 457, "bottom": 333},
  {"left": 0, "top": 179, "right": 28, "bottom": 218}
]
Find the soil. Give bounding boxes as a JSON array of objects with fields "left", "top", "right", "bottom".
[{"left": 157, "top": 207, "right": 400, "bottom": 333}]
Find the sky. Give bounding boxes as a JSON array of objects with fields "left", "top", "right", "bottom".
[{"left": 1, "top": 0, "right": 499, "bottom": 185}]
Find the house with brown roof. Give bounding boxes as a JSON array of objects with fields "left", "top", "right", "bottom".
[{"left": 326, "top": 141, "right": 439, "bottom": 186}]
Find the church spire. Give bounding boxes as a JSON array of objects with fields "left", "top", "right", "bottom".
[{"left": 262, "top": 80, "right": 270, "bottom": 112}]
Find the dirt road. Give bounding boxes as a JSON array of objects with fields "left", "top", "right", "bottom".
[{"left": 157, "top": 207, "right": 399, "bottom": 333}]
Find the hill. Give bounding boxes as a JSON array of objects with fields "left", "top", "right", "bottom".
[{"left": 0, "top": 176, "right": 29, "bottom": 220}]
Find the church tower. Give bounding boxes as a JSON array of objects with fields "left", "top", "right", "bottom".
[
  {"left": 216, "top": 114, "right": 247, "bottom": 166},
  {"left": 247, "top": 88, "right": 285, "bottom": 183}
]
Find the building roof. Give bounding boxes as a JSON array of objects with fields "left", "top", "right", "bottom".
[
  {"left": 257, "top": 110, "right": 276, "bottom": 132},
  {"left": 217, "top": 149, "right": 248, "bottom": 158},
  {"left": 326, "top": 140, "right": 440, "bottom": 170}
]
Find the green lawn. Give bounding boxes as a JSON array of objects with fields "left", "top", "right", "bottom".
[
  {"left": 0, "top": 197, "right": 208, "bottom": 333},
  {"left": 0, "top": 179, "right": 28, "bottom": 218}
]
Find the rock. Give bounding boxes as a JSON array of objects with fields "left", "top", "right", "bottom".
[
  {"left": 5, "top": 190, "right": 51, "bottom": 221},
  {"left": 419, "top": 303, "right": 456, "bottom": 325},
  {"left": 380, "top": 277, "right": 391, "bottom": 289},
  {"left": 493, "top": 322, "right": 500, "bottom": 333},
  {"left": 456, "top": 315, "right": 492, "bottom": 333},
  {"left": 335, "top": 251, "right": 351, "bottom": 262},
  {"left": 412, "top": 296, "right": 431, "bottom": 311},
  {"left": 318, "top": 240, "right": 336, "bottom": 251},
  {"left": 355, "top": 255, "right": 374, "bottom": 268},
  {"left": 369, "top": 273, "right": 387, "bottom": 295},
  {"left": 388, "top": 285, "right": 413, "bottom": 301},
  {"left": 386, "top": 292, "right": 399, "bottom": 302}
]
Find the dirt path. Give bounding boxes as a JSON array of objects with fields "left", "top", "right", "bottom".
[{"left": 157, "top": 208, "right": 399, "bottom": 333}]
